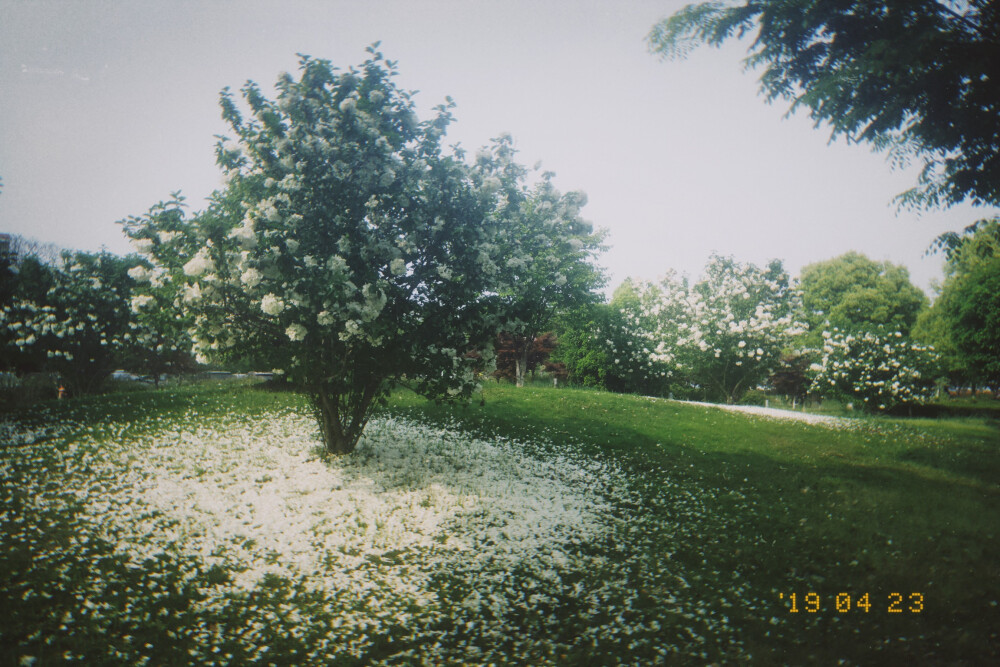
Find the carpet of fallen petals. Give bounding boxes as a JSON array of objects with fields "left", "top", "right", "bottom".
[{"left": 2, "top": 403, "right": 756, "bottom": 664}]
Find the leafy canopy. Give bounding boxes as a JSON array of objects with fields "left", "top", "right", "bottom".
[
  {"left": 797, "top": 251, "right": 928, "bottom": 342},
  {"left": 648, "top": 1, "right": 1000, "bottom": 210},
  {"left": 923, "top": 220, "right": 1000, "bottom": 386}
]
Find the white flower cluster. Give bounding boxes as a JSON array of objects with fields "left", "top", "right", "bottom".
[{"left": 182, "top": 248, "right": 215, "bottom": 277}]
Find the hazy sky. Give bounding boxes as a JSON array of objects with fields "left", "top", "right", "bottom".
[{"left": 2, "top": 0, "right": 997, "bottom": 297}]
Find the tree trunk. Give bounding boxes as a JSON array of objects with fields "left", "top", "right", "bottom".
[
  {"left": 312, "top": 381, "right": 381, "bottom": 455},
  {"left": 515, "top": 342, "right": 529, "bottom": 388}
]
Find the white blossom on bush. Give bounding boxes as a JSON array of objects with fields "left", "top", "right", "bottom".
[
  {"left": 621, "top": 255, "right": 804, "bottom": 402},
  {"left": 260, "top": 294, "right": 284, "bottom": 316},
  {"left": 808, "top": 328, "right": 940, "bottom": 411},
  {"left": 120, "top": 48, "right": 548, "bottom": 453},
  {"left": 1, "top": 252, "right": 137, "bottom": 394}
]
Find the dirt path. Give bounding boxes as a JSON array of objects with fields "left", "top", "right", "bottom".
[{"left": 661, "top": 398, "right": 854, "bottom": 427}]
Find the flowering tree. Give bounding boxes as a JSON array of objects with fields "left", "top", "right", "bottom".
[
  {"left": 809, "top": 329, "right": 939, "bottom": 412},
  {"left": 119, "top": 196, "right": 197, "bottom": 384},
  {"left": 635, "top": 255, "right": 804, "bottom": 403},
  {"left": 475, "top": 136, "right": 606, "bottom": 386},
  {"left": 0, "top": 251, "right": 135, "bottom": 394},
  {"left": 124, "top": 48, "right": 527, "bottom": 454}
]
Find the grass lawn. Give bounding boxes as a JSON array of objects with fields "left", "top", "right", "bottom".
[{"left": 2, "top": 381, "right": 998, "bottom": 665}]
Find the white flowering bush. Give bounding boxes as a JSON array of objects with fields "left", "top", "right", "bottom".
[
  {"left": 626, "top": 255, "right": 804, "bottom": 403},
  {"left": 0, "top": 252, "right": 135, "bottom": 394},
  {"left": 118, "top": 197, "right": 198, "bottom": 381},
  {"left": 602, "top": 280, "right": 679, "bottom": 394},
  {"left": 123, "top": 48, "right": 534, "bottom": 453},
  {"left": 808, "top": 328, "right": 940, "bottom": 412}
]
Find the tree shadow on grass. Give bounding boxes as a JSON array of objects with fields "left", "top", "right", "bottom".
[{"left": 392, "top": 392, "right": 1000, "bottom": 665}]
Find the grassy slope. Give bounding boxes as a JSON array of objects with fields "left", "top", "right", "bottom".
[
  {"left": 389, "top": 384, "right": 1000, "bottom": 664},
  {"left": 2, "top": 381, "right": 998, "bottom": 664}
]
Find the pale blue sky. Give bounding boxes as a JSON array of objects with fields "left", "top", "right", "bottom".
[{"left": 2, "top": 0, "right": 996, "bottom": 297}]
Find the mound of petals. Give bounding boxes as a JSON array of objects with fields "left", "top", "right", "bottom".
[{"left": 74, "top": 411, "right": 618, "bottom": 612}]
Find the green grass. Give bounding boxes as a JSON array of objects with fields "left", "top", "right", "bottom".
[
  {"left": 391, "top": 384, "right": 1000, "bottom": 664},
  {"left": 2, "top": 381, "right": 998, "bottom": 664}
]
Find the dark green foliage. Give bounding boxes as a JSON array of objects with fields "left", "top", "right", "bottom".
[
  {"left": 919, "top": 220, "right": 1000, "bottom": 388},
  {"left": 549, "top": 306, "right": 612, "bottom": 388},
  {"left": 649, "top": 1, "right": 1000, "bottom": 210},
  {"left": 941, "top": 256, "right": 1000, "bottom": 388},
  {"left": 797, "top": 251, "right": 928, "bottom": 343}
]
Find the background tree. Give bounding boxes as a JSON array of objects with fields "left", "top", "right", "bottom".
[
  {"left": 476, "top": 136, "right": 606, "bottom": 387},
  {"left": 927, "top": 220, "right": 1000, "bottom": 390},
  {"left": 0, "top": 254, "right": 56, "bottom": 376},
  {"left": 603, "top": 279, "right": 677, "bottom": 396},
  {"left": 797, "top": 252, "right": 928, "bottom": 344},
  {"left": 492, "top": 331, "right": 561, "bottom": 384},
  {"left": 940, "top": 259, "right": 1000, "bottom": 390},
  {"left": 0, "top": 251, "right": 136, "bottom": 395},
  {"left": 126, "top": 48, "right": 535, "bottom": 454},
  {"left": 675, "top": 255, "right": 803, "bottom": 403},
  {"left": 649, "top": 0, "right": 1000, "bottom": 212},
  {"left": 548, "top": 305, "right": 614, "bottom": 389},
  {"left": 911, "top": 305, "right": 966, "bottom": 389},
  {"left": 768, "top": 351, "right": 812, "bottom": 406}
]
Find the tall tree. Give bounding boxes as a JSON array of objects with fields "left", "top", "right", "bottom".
[
  {"left": 477, "top": 136, "right": 606, "bottom": 387},
  {"left": 797, "top": 252, "right": 928, "bottom": 343},
  {"left": 648, "top": 1, "right": 1000, "bottom": 212},
  {"left": 927, "top": 220, "right": 1000, "bottom": 389}
]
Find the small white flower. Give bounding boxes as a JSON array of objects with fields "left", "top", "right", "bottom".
[
  {"left": 285, "top": 323, "right": 307, "bottom": 341},
  {"left": 127, "top": 265, "right": 151, "bottom": 283},
  {"left": 482, "top": 176, "right": 502, "bottom": 194},
  {"left": 229, "top": 220, "right": 257, "bottom": 249},
  {"left": 240, "top": 268, "right": 262, "bottom": 288},
  {"left": 183, "top": 250, "right": 215, "bottom": 277},
  {"left": 130, "top": 295, "right": 154, "bottom": 313},
  {"left": 260, "top": 294, "right": 285, "bottom": 316},
  {"left": 182, "top": 282, "right": 202, "bottom": 303},
  {"left": 130, "top": 238, "right": 154, "bottom": 254},
  {"left": 390, "top": 258, "right": 406, "bottom": 276}
]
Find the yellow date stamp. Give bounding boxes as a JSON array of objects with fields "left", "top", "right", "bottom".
[{"left": 779, "top": 592, "right": 924, "bottom": 614}]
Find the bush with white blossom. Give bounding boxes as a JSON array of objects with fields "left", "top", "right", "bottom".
[
  {"left": 0, "top": 252, "right": 135, "bottom": 394},
  {"left": 624, "top": 255, "right": 804, "bottom": 402},
  {"left": 118, "top": 197, "right": 199, "bottom": 380},
  {"left": 122, "top": 47, "right": 551, "bottom": 453},
  {"left": 808, "top": 328, "right": 940, "bottom": 412}
]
